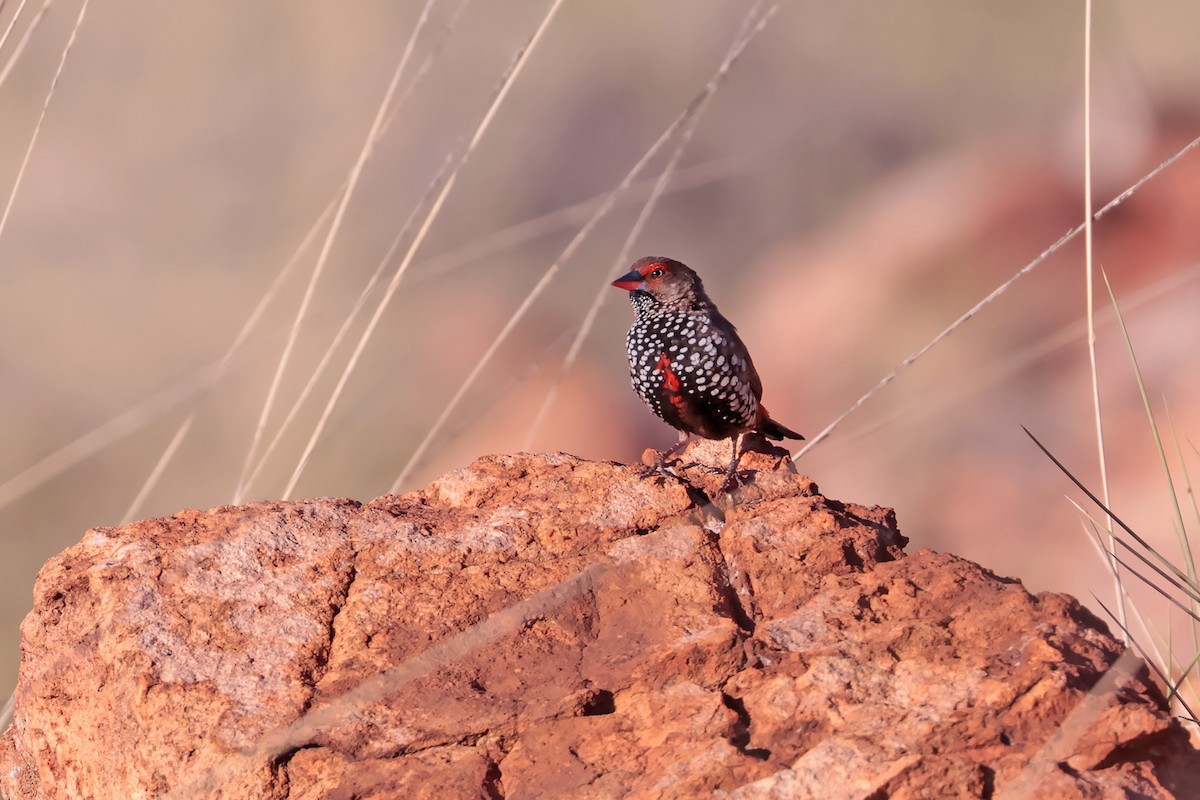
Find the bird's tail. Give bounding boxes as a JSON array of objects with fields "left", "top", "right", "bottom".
[{"left": 755, "top": 404, "right": 804, "bottom": 441}]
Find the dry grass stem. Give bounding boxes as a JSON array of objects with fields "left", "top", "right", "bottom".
[
  {"left": 0, "top": 0, "right": 89, "bottom": 243},
  {"left": 234, "top": 0, "right": 440, "bottom": 503},
  {"left": 288, "top": 0, "right": 569, "bottom": 499},
  {"left": 792, "top": 131, "right": 1200, "bottom": 463},
  {"left": 0, "top": 0, "right": 51, "bottom": 90}
]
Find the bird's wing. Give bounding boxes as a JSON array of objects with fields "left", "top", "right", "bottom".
[{"left": 710, "top": 311, "right": 763, "bottom": 401}]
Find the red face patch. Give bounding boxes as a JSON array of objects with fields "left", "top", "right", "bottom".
[{"left": 612, "top": 260, "right": 671, "bottom": 292}]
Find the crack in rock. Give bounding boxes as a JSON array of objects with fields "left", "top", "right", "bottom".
[{"left": 720, "top": 692, "right": 771, "bottom": 762}]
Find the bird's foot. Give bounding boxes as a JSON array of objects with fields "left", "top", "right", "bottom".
[
  {"left": 636, "top": 462, "right": 668, "bottom": 480},
  {"left": 637, "top": 441, "right": 693, "bottom": 480},
  {"left": 637, "top": 458, "right": 688, "bottom": 483},
  {"left": 716, "top": 468, "right": 744, "bottom": 495},
  {"left": 715, "top": 436, "right": 751, "bottom": 495}
]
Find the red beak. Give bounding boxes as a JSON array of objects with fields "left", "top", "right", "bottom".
[{"left": 611, "top": 268, "right": 644, "bottom": 291}]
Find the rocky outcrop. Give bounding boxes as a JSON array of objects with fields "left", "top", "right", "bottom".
[{"left": 1, "top": 441, "right": 1196, "bottom": 798}]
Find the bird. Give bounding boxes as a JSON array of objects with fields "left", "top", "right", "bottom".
[{"left": 611, "top": 256, "right": 803, "bottom": 492}]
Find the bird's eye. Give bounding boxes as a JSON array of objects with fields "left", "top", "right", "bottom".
[{"left": 649, "top": 268, "right": 664, "bottom": 278}]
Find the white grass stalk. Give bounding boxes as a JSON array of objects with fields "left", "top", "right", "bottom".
[
  {"left": 0, "top": 212, "right": 317, "bottom": 514},
  {"left": 233, "top": 0, "right": 439, "bottom": 503},
  {"left": 1080, "top": 0, "right": 1127, "bottom": 644},
  {"left": 120, "top": 413, "right": 195, "bottom": 524},
  {"left": 792, "top": 132, "right": 1200, "bottom": 461},
  {"left": 116, "top": 193, "right": 340, "bottom": 516},
  {"left": 0, "top": 0, "right": 33, "bottom": 57},
  {"left": 229, "top": 2, "right": 471, "bottom": 499},
  {"left": 240, "top": 156, "right": 455, "bottom": 499},
  {"left": 0, "top": 362, "right": 222, "bottom": 511},
  {"left": 0, "top": 0, "right": 51, "bottom": 90},
  {"left": 286, "top": 0, "right": 568, "bottom": 499},
  {"left": 0, "top": 692, "right": 11, "bottom": 739},
  {"left": 0, "top": 0, "right": 89, "bottom": 244},
  {"left": 814, "top": 263, "right": 1200, "bottom": 456},
  {"left": 1071, "top": 504, "right": 1169, "bottom": 676}
]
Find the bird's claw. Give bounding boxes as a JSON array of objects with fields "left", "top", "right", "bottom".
[
  {"left": 717, "top": 468, "right": 751, "bottom": 495},
  {"left": 637, "top": 463, "right": 665, "bottom": 480},
  {"left": 637, "top": 449, "right": 687, "bottom": 480}
]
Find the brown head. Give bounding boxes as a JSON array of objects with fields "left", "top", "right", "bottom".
[{"left": 610, "top": 256, "right": 708, "bottom": 313}]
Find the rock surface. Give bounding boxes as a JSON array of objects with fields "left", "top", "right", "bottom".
[{"left": 1, "top": 441, "right": 1197, "bottom": 799}]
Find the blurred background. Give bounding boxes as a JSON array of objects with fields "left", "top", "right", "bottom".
[{"left": 1, "top": 1, "right": 1199, "bottom": 697}]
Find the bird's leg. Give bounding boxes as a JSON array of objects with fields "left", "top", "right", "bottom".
[
  {"left": 638, "top": 432, "right": 696, "bottom": 478},
  {"left": 717, "top": 434, "right": 746, "bottom": 494}
]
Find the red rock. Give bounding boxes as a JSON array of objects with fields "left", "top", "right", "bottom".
[{"left": 0, "top": 445, "right": 1196, "bottom": 798}]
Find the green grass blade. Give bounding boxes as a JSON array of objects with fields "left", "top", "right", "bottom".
[{"left": 1102, "top": 270, "right": 1197, "bottom": 589}]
